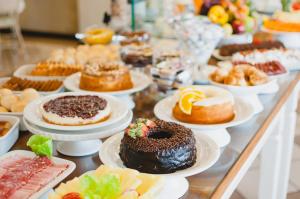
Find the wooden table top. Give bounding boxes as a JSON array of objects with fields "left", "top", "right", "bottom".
[{"left": 10, "top": 72, "right": 300, "bottom": 199}]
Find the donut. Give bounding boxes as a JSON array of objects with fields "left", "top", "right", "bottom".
[
  {"left": 173, "top": 86, "right": 235, "bottom": 124},
  {"left": 119, "top": 119, "right": 197, "bottom": 174},
  {"left": 83, "top": 28, "right": 114, "bottom": 45}
]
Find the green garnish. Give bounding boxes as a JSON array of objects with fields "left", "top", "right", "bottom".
[
  {"left": 80, "top": 174, "right": 121, "bottom": 199},
  {"left": 26, "top": 135, "right": 53, "bottom": 157}
]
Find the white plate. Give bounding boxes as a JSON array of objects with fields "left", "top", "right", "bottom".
[
  {"left": 212, "top": 49, "right": 232, "bottom": 61},
  {"left": 0, "top": 150, "right": 76, "bottom": 199},
  {"left": 50, "top": 169, "right": 189, "bottom": 199},
  {"left": 14, "top": 64, "right": 66, "bottom": 81},
  {"left": 99, "top": 132, "right": 220, "bottom": 178},
  {"left": 0, "top": 77, "right": 64, "bottom": 95},
  {"left": 23, "top": 110, "right": 133, "bottom": 141},
  {"left": 154, "top": 96, "right": 255, "bottom": 130},
  {"left": 23, "top": 92, "right": 129, "bottom": 131},
  {"left": 209, "top": 78, "right": 278, "bottom": 95},
  {"left": 64, "top": 71, "right": 152, "bottom": 96},
  {"left": 0, "top": 116, "right": 19, "bottom": 155}
]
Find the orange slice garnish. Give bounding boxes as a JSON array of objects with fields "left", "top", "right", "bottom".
[{"left": 179, "top": 91, "right": 205, "bottom": 115}]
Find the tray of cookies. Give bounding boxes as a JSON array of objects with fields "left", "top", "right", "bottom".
[
  {"left": 0, "top": 77, "right": 64, "bottom": 95},
  {"left": 14, "top": 63, "right": 82, "bottom": 81}
]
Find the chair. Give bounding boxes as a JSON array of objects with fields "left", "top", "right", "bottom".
[{"left": 0, "top": 0, "right": 25, "bottom": 49}]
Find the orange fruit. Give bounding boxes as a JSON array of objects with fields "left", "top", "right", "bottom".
[{"left": 179, "top": 91, "right": 205, "bottom": 115}]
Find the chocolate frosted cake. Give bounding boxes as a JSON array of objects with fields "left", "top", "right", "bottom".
[
  {"left": 119, "top": 118, "right": 197, "bottom": 174},
  {"left": 219, "top": 41, "right": 285, "bottom": 56},
  {"left": 41, "top": 95, "right": 111, "bottom": 126}
]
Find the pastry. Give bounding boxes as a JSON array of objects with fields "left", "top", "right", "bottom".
[
  {"left": 211, "top": 64, "right": 269, "bottom": 86},
  {"left": 30, "top": 61, "right": 83, "bottom": 76},
  {"left": 0, "top": 77, "right": 62, "bottom": 92},
  {"left": 79, "top": 62, "right": 133, "bottom": 92},
  {"left": 120, "top": 30, "right": 150, "bottom": 45},
  {"left": 1, "top": 95, "right": 19, "bottom": 110},
  {"left": 232, "top": 49, "right": 300, "bottom": 70},
  {"left": 83, "top": 28, "right": 114, "bottom": 45},
  {"left": 172, "top": 86, "right": 235, "bottom": 124},
  {"left": 151, "top": 51, "right": 193, "bottom": 90},
  {"left": 0, "top": 88, "right": 40, "bottom": 113},
  {"left": 20, "top": 88, "right": 40, "bottom": 102},
  {"left": 48, "top": 45, "right": 120, "bottom": 65},
  {"left": 0, "top": 88, "right": 13, "bottom": 97},
  {"left": 219, "top": 41, "right": 285, "bottom": 56},
  {"left": 0, "top": 121, "right": 11, "bottom": 137},
  {"left": 0, "top": 106, "right": 8, "bottom": 112},
  {"left": 120, "top": 43, "right": 153, "bottom": 68},
  {"left": 40, "top": 95, "right": 111, "bottom": 126},
  {"left": 49, "top": 165, "right": 164, "bottom": 199},
  {"left": 0, "top": 154, "right": 69, "bottom": 199},
  {"left": 233, "top": 61, "right": 287, "bottom": 75},
  {"left": 264, "top": 11, "right": 300, "bottom": 32},
  {"left": 120, "top": 118, "right": 197, "bottom": 174}
]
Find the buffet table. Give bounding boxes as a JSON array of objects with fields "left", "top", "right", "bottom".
[{"left": 10, "top": 71, "right": 300, "bottom": 199}]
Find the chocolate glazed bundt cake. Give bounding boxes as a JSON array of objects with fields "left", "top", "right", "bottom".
[{"left": 119, "top": 118, "right": 197, "bottom": 174}]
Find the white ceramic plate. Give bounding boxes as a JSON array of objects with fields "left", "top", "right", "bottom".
[
  {"left": 14, "top": 64, "right": 66, "bottom": 81},
  {"left": 48, "top": 169, "right": 188, "bottom": 199},
  {"left": 23, "top": 92, "right": 129, "bottom": 131},
  {"left": 23, "top": 110, "right": 133, "bottom": 141},
  {"left": 154, "top": 96, "right": 255, "bottom": 130},
  {"left": 64, "top": 71, "right": 152, "bottom": 96},
  {"left": 0, "top": 77, "right": 64, "bottom": 95},
  {"left": 99, "top": 132, "right": 220, "bottom": 178},
  {"left": 209, "top": 78, "right": 278, "bottom": 95},
  {"left": 212, "top": 49, "right": 232, "bottom": 61},
  {"left": 0, "top": 150, "right": 76, "bottom": 199}
]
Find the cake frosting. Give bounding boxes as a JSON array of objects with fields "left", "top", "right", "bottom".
[
  {"left": 119, "top": 119, "right": 197, "bottom": 174},
  {"left": 40, "top": 95, "right": 110, "bottom": 126}
]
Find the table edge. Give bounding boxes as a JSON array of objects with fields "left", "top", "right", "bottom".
[{"left": 210, "top": 73, "right": 300, "bottom": 199}]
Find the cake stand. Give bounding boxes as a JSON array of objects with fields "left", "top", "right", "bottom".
[
  {"left": 154, "top": 96, "right": 255, "bottom": 148},
  {"left": 209, "top": 78, "right": 279, "bottom": 114},
  {"left": 23, "top": 92, "right": 132, "bottom": 156},
  {"left": 64, "top": 71, "right": 152, "bottom": 109},
  {"left": 23, "top": 110, "right": 133, "bottom": 156}
]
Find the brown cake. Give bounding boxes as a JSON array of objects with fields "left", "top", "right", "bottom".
[
  {"left": 219, "top": 41, "right": 285, "bottom": 56},
  {"left": 119, "top": 118, "right": 197, "bottom": 174},
  {"left": 79, "top": 62, "right": 133, "bottom": 92}
]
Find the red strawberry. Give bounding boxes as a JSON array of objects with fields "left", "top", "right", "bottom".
[
  {"left": 146, "top": 120, "right": 156, "bottom": 128},
  {"left": 141, "top": 125, "right": 149, "bottom": 137},
  {"left": 62, "top": 193, "right": 82, "bottom": 199}
]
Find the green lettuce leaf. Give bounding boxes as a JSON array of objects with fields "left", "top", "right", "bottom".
[
  {"left": 26, "top": 135, "right": 53, "bottom": 157},
  {"left": 80, "top": 173, "right": 121, "bottom": 199}
]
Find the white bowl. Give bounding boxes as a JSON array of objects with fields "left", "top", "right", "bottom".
[{"left": 0, "top": 116, "right": 20, "bottom": 155}]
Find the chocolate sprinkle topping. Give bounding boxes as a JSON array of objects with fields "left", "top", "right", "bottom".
[
  {"left": 43, "top": 95, "right": 107, "bottom": 119},
  {"left": 121, "top": 120, "right": 195, "bottom": 152}
]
